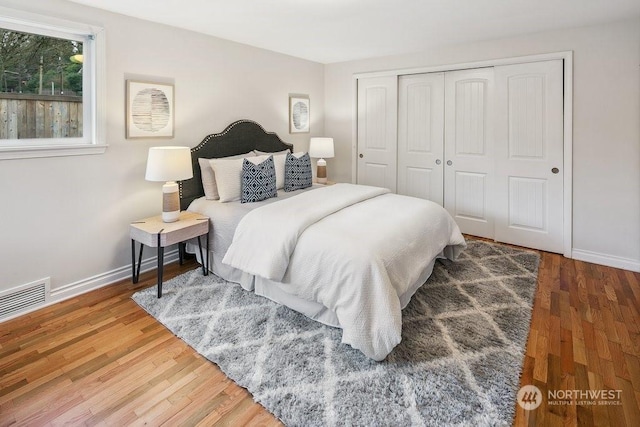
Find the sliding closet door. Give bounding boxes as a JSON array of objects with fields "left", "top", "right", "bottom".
[
  {"left": 357, "top": 76, "right": 398, "bottom": 191},
  {"left": 494, "top": 60, "right": 564, "bottom": 253},
  {"left": 444, "top": 68, "right": 495, "bottom": 238},
  {"left": 397, "top": 73, "right": 445, "bottom": 204}
]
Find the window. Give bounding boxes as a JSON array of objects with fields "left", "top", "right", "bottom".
[{"left": 0, "top": 7, "right": 105, "bottom": 159}]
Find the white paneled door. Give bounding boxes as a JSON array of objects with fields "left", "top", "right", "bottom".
[
  {"left": 357, "top": 76, "right": 398, "bottom": 191},
  {"left": 397, "top": 73, "right": 445, "bottom": 205},
  {"left": 494, "top": 60, "right": 564, "bottom": 253},
  {"left": 356, "top": 59, "right": 565, "bottom": 253},
  {"left": 444, "top": 68, "right": 495, "bottom": 239}
]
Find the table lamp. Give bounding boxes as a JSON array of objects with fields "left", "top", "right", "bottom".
[
  {"left": 145, "top": 146, "right": 193, "bottom": 222},
  {"left": 309, "top": 137, "right": 334, "bottom": 184}
]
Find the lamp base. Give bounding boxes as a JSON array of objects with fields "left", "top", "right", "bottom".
[
  {"left": 162, "top": 181, "right": 180, "bottom": 223},
  {"left": 316, "top": 158, "right": 327, "bottom": 184}
]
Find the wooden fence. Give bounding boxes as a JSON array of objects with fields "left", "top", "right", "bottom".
[{"left": 0, "top": 93, "right": 83, "bottom": 139}]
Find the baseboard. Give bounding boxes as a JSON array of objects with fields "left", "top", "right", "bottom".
[
  {"left": 1, "top": 249, "right": 179, "bottom": 323},
  {"left": 5, "top": 246, "right": 636, "bottom": 324},
  {"left": 572, "top": 249, "right": 640, "bottom": 272}
]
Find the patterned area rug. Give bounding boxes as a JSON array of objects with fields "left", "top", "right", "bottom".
[{"left": 132, "top": 240, "right": 540, "bottom": 426}]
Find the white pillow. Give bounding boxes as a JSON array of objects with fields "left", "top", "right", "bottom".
[
  {"left": 272, "top": 154, "right": 287, "bottom": 190},
  {"left": 199, "top": 152, "right": 255, "bottom": 200},
  {"left": 210, "top": 155, "right": 268, "bottom": 202},
  {"left": 254, "top": 149, "right": 290, "bottom": 156},
  {"left": 253, "top": 150, "right": 295, "bottom": 189}
]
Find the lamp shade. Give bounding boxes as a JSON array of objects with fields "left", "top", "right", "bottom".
[
  {"left": 145, "top": 146, "right": 193, "bottom": 182},
  {"left": 309, "top": 137, "right": 334, "bottom": 159}
]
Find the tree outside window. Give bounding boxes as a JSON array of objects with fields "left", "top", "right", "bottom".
[
  {"left": 0, "top": 9, "right": 104, "bottom": 159},
  {"left": 0, "top": 29, "right": 83, "bottom": 95}
]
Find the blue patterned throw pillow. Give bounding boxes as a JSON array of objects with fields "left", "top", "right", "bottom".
[
  {"left": 241, "top": 156, "right": 277, "bottom": 203},
  {"left": 284, "top": 152, "right": 312, "bottom": 192}
]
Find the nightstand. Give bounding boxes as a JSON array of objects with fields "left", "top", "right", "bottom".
[
  {"left": 316, "top": 180, "right": 336, "bottom": 186},
  {"left": 130, "top": 211, "right": 209, "bottom": 298}
]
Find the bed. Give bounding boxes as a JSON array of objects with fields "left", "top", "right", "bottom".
[{"left": 180, "top": 119, "right": 466, "bottom": 360}]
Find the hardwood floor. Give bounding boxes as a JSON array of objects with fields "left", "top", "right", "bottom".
[
  {"left": 1, "top": 251, "right": 639, "bottom": 426},
  {"left": 0, "top": 261, "right": 283, "bottom": 427},
  {"left": 514, "top": 253, "right": 640, "bottom": 426}
]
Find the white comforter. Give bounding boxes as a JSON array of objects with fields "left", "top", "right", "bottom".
[{"left": 223, "top": 183, "right": 466, "bottom": 360}]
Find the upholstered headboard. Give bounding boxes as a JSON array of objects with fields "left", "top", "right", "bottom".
[{"left": 178, "top": 119, "right": 293, "bottom": 210}]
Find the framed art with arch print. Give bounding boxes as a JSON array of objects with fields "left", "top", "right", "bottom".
[{"left": 126, "top": 80, "right": 174, "bottom": 139}]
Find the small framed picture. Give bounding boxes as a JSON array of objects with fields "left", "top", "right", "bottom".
[
  {"left": 289, "top": 94, "right": 310, "bottom": 134},
  {"left": 126, "top": 80, "right": 174, "bottom": 139}
]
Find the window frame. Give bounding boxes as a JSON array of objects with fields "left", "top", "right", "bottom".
[{"left": 0, "top": 7, "right": 106, "bottom": 160}]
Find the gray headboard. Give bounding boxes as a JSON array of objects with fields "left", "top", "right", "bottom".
[{"left": 178, "top": 119, "right": 293, "bottom": 210}]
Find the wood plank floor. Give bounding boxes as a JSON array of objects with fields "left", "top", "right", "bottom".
[{"left": 1, "top": 251, "right": 639, "bottom": 426}]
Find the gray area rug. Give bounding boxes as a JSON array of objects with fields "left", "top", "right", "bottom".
[{"left": 132, "top": 240, "right": 540, "bottom": 426}]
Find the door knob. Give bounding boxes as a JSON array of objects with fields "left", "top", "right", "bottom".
[
  {"left": 359, "top": 154, "right": 363, "bottom": 158},
  {"left": 551, "top": 167, "right": 559, "bottom": 174},
  {"left": 435, "top": 159, "right": 441, "bottom": 165},
  {"left": 447, "top": 160, "right": 453, "bottom": 166}
]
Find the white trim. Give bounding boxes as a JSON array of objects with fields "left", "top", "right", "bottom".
[
  {"left": 352, "top": 51, "right": 574, "bottom": 79},
  {"left": 0, "top": 6, "right": 98, "bottom": 38},
  {"left": 93, "top": 26, "right": 107, "bottom": 148},
  {"left": 49, "top": 249, "right": 179, "bottom": 299},
  {"left": 562, "top": 52, "right": 574, "bottom": 258},
  {"left": 0, "top": 6, "right": 107, "bottom": 159},
  {"left": 351, "top": 75, "right": 358, "bottom": 183},
  {"left": 0, "top": 144, "right": 108, "bottom": 160},
  {"left": 0, "top": 250, "right": 179, "bottom": 323},
  {"left": 572, "top": 249, "right": 640, "bottom": 273},
  {"left": 352, "top": 51, "right": 573, "bottom": 257}
]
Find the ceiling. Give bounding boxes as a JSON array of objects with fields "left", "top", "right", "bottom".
[{"left": 68, "top": 0, "right": 640, "bottom": 64}]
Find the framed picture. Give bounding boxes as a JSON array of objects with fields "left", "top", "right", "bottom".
[
  {"left": 126, "top": 80, "right": 174, "bottom": 139},
  {"left": 289, "top": 94, "right": 310, "bottom": 134}
]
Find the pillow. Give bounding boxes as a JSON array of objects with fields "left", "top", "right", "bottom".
[
  {"left": 210, "top": 155, "right": 267, "bottom": 202},
  {"left": 254, "top": 149, "right": 290, "bottom": 156},
  {"left": 284, "top": 152, "right": 313, "bottom": 192},
  {"left": 199, "top": 152, "right": 255, "bottom": 200},
  {"left": 255, "top": 151, "right": 301, "bottom": 190},
  {"left": 272, "top": 153, "right": 287, "bottom": 190},
  {"left": 274, "top": 151, "right": 306, "bottom": 190},
  {"left": 241, "top": 156, "right": 277, "bottom": 203}
]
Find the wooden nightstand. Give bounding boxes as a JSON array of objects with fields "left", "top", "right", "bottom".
[{"left": 130, "top": 211, "right": 209, "bottom": 298}]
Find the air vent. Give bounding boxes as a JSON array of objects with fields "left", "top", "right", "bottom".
[{"left": 0, "top": 278, "right": 50, "bottom": 321}]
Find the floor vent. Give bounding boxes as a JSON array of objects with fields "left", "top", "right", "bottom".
[{"left": 0, "top": 278, "right": 50, "bottom": 321}]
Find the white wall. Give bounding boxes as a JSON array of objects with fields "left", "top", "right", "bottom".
[
  {"left": 0, "top": 2, "right": 637, "bottom": 310},
  {"left": 0, "top": 0, "right": 324, "bottom": 296},
  {"left": 324, "top": 18, "right": 640, "bottom": 271}
]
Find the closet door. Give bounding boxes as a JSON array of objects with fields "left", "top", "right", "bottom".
[
  {"left": 494, "top": 60, "right": 564, "bottom": 253},
  {"left": 444, "top": 68, "right": 495, "bottom": 238},
  {"left": 357, "top": 76, "right": 398, "bottom": 191},
  {"left": 398, "top": 73, "right": 445, "bottom": 204}
]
